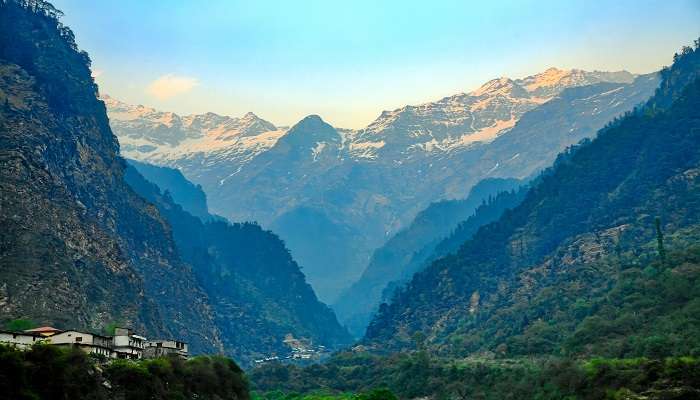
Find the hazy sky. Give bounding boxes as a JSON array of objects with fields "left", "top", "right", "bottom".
[{"left": 53, "top": 0, "right": 699, "bottom": 128}]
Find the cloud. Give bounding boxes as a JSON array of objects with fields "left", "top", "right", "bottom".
[
  {"left": 146, "top": 74, "right": 198, "bottom": 100},
  {"left": 91, "top": 68, "right": 103, "bottom": 78}
]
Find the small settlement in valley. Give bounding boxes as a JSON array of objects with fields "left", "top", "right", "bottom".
[{"left": 0, "top": 326, "right": 188, "bottom": 360}]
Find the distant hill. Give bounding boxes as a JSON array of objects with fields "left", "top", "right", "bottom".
[
  {"left": 127, "top": 159, "right": 212, "bottom": 220},
  {"left": 333, "top": 178, "right": 523, "bottom": 337}
]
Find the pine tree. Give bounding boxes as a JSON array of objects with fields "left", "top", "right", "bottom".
[{"left": 655, "top": 217, "right": 666, "bottom": 264}]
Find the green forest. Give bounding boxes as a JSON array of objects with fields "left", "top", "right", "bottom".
[
  {"left": 0, "top": 345, "right": 249, "bottom": 400},
  {"left": 251, "top": 239, "right": 700, "bottom": 399}
]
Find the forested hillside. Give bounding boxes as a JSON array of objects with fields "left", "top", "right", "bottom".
[
  {"left": 363, "top": 40, "right": 700, "bottom": 356},
  {"left": 253, "top": 239, "right": 700, "bottom": 399}
]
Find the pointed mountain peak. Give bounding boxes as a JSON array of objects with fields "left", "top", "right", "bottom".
[
  {"left": 299, "top": 114, "right": 325, "bottom": 124},
  {"left": 544, "top": 66, "right": 565, "bottom": 73},
  {"left": 291, "top": 114, "right": 333, "bottom": 131},
  {"left": 520, "top": 67, "right": 574, "bottom": 91},
  {"left": 471, "top": 77, "right": 520, "bottom": 97},
  {"left": 284, "top": 115, "right": 340, "bottom": 145},
  {"left": 237, "top": 112, "right": 277, "bottom": 136}
]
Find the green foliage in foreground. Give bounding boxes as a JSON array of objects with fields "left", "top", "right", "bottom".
[
  {"left": 254, "top": 388, "right": 398, "bottom": 400},
  {"left": 252, "top": 353, "right": 700, "bottom": 400},
  {"left": 0, "top": 344, "right": 250, "bottom": 400}
]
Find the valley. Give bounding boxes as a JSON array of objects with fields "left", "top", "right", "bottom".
[{"left": 1, "top": 0, "right": 699, "bottom": 399}]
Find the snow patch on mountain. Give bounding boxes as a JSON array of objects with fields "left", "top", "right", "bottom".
[
  {"left": 349, "top": 140, "right": 386, "bottom": 159},
  {"left": 311, "top": 142, "right": 327, "bottom": 161},
  {"left": 352, "top": 68, "right": 635, "bottom": 159},
  {"left": 104, "top": 95, "right": 283, "bottom": 174}
]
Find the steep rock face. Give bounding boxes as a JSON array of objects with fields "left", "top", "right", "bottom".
[
  {"left": 109, "top": 68, "right": 658, "bottom": 302},
  {"left": 0, "top": 1, "right": 220, "bottom": 353},
  {"left": 0, "top": 64, "right": 160, "bottom": 333},
  {"left": 363, "top": 45, "right": 700, "bottom": 355},
  {"left": 124, "top": 165, "right": 351, "bottom": 365}
]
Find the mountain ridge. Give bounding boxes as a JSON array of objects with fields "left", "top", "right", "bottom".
[{"left": 333, "top": 178, "right": 524, "bottom": 337}]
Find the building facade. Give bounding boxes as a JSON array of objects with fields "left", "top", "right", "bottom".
[
  {"left": 0, "top": 330, "right": 46, "bottom": 349},
  {"left": 49, "top": 330, "right": 114, "bottom": 358},
  {"left": 112, "top": 327, "right": 147, "bottom": 359},
  {"left": 144, "top": 339, "right": 189, "bottom": 359}
]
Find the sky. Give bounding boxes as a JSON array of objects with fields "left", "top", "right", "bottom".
[{"left": 53, "top": 0, "right": 700, "bottom": 129}]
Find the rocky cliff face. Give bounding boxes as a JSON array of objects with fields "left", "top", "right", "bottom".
[{"left": 0, "top": 0, "right": 221, "bottom": 353}]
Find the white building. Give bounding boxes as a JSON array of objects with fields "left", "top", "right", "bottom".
[
  {"left": 0, "top": 330, "right": 46, "bottom": 349},
  {"left": 49, "top": 330, "right": 114, "bottom": 358},
  {"left": 112, "top": 327, "right": 147, "bottom": 359}
]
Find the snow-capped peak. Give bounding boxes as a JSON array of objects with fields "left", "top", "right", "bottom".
[
  {"left": 470, "top": 77, "right": 518, "bottom": 97},
  {"left": 103, "top": 95, "right": 285, "bottom": 172},
  {"left": 352, "top": 67, "right": 636, "bottom": 157}
]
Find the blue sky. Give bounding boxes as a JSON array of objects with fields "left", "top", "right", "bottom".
[{"left": 54, "top": 0, "right": 699, "bottom": 128}]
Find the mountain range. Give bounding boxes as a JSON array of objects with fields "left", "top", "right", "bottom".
[
  {"left": 250, "top": 41, "right": 700, "bottom": 400},
  {"left": 107, "top": 67, "right": 660, "bottom": 304},
  {"left": 3, "top": 1, "right": 700, "bottom": 397}
]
